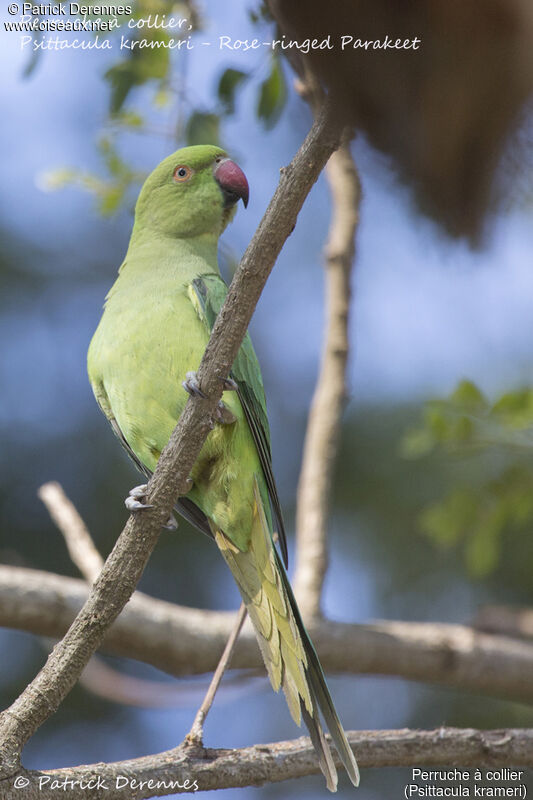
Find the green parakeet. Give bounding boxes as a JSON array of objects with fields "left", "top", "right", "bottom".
[{"left": 87, "top": 144, "right": 359, "bottom": 791}]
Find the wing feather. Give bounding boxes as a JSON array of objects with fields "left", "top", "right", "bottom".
[{"left": 189, "top": 274, "right": 289, "bottom": 566}]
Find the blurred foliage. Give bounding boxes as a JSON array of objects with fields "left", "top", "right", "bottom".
[
  {"left": 40, "top": 135, "right": 146, "bottom": 216},
  {"left": 105, "top": 35, "right": 170, "bottom": 115},
  {"left": 401, "top": 380, "right": 533, "bottom": 579},
  {"left": 257, "top": 54, "right": 287, "bottom": 129},
  {"left": 184, "top": 111, "right": 221, "bottom": 147},
  {"left": 217, "top": 68, "right": 249, "bottom": 114},
  {"left": 103, "top": 0, "right": 199, "bottom": 113},
  {"left": 31, "top": 0, "right": 288, "bottom": 215}
]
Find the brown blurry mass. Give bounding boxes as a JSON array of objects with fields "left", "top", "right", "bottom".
[{"left": 267, "top": 0, "right": 533, "bottom": 241}]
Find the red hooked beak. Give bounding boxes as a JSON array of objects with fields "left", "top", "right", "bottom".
[{"left": 214, "top": 157, "right": 249, "bottom": 209}]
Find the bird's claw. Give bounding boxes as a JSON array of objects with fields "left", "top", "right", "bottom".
[
  {"left": 163, "top": 513, "right": 178, "bottom": 531},
  {"left": 125, "top": 484, "right": 154, "bottom": 511},
  {"left": 182, "top": 371, "right": 207, "bottom": 399},
  {"left": 129, "top": 484, "right": 149, "bottom": 498},
  {"left": 219, "top": 375, "right": 238, "bottom": 392},
  {"left": 126, "top": 485, "right": 178, "bottom": 531},
  {"left": 214, "top": 400, "right": 237, "bottom": 426}
]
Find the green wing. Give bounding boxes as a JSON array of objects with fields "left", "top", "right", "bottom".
[
  {"left": 189, "top": 274, "right": 288, "bottom": 566},
  {"left": 107, "top": 411, "right": 214, "bottom": 540}
]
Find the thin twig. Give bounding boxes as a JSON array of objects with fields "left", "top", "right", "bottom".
[
  {"left": 38, "top": 481, "right": 104, "bottom": 584},
  {"left": 3, "top": 727, "right": 533, "bottom": 799},
  {"left": 0, "top": 101, "right": 343, "bottom": 780},
  {"left": 78, "top": 657, "right": 257, "bottom": 709},
  {"left": 185, "top": 602, "right": 248, "bottom": 746},
  {"left": 293, "top": 133, "right": 361, "bottom": 618}
]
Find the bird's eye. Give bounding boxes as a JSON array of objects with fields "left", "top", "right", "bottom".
[{"left": 173, "top": 165, "right": 193, "bottom": 183}]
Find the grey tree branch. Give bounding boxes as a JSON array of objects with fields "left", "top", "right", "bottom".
[
  {"left": 474, "top": 605, "right": 533, "bottom": 641},
  {"left": 3, "top": 566, "right": 533, "bottom": 705},
  {"left": 38, "top": 481, "right": 104, "bottom": 584},
  {"left": 293, "top": 132, "right": 361, "bottom": 618},
  {"left": 3, "top": 727, "right": 533, "bottom": 799},
  {"left": 0, "top": 102, "right": 343, "bottom": 780},
  {"left": 38, "top": 481, "right": 195, "bottom": 709}
]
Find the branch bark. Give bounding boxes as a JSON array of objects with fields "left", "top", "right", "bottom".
[
  {"left": 2, "top": 727, "right": 533, "bottom": 799},
  {"left": 4, "top": 566, "right": 533, "bottom": 705},
  {"left": 474, "top": 605, "right": 533, "bottom": 641},
  {"left": 38, "top": 482, "right": 104, "bottom": 584},
  {"left": 0, "top": 102, "right": 343, "bottom": 779},
  {"left": 293, "top": 133, "right": 360, "bottom": 618},
  {"left": 38, "top": 480, "right": 191, "bottom": 708}
]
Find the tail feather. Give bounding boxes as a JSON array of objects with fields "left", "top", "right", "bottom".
[
  {"left": 302, "top": 700, "right": 338, "bottom": 792},
  {"left": 213, "top": 476, "right": 359, "bottom": 791},
  {"left": 279, "top": 552, "right": 360, "bottom": 788}
]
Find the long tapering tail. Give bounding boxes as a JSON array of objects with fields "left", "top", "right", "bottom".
[{"left": 213, "top": 477, "right": 359, "bottom": 792}]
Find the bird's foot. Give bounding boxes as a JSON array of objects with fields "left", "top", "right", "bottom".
[
  {"left": 125, "top": 484, "right": 153, "bottom": 511},
  {"left": 182, "top": 371, "right": 207, "bottom": 399},
  {"left": 214, "top": 401, "right": 237, "bottom": 426},
  {"left": 219, "top": 375, "right": 238, "bottom": 392},
  {"left": 126, "top": 485, "right": 178, "bottom": 530},
  {"left": 163, "top": 513, "right": 178, "bottom": 531}
]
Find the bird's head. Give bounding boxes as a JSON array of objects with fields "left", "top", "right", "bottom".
[{"left": 134, "top": 145, "right": 249, "bottom": 239}]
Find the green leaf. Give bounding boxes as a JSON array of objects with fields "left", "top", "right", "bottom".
[
  {"left": 419, "top": 488, "right": 478, "bottom": 548},
  {"left": 491, "top": 388, "right": 533, "bottom": 429},
  {"left": 111, "top": 110, "right": 144, "bottom": 129},
  {"left": 98, "top": 185, "right": 124, "bottom": 216},
  {"left": 154, "top": 88, "right": 172, "bottom": 108},
  {"left": 400, "top": 427, "right": 436, "bottom": 459},
  {"left": 98, "top": 137, "right": 130, "bottom": 178},
  {"left": 104, "top": 34, "right": 170, "bottom": 113},
  {"left": 450, "top": 379, "right": 487, "bottom": 411},
  {"left": 425, "top": 407, "right": 450, "bottom": 441},
  {"left": 185, "top": 112, "right": 220, "bottom": 146},
  {"left": 465, "top": 512, "right": 502, "bottom": 578},
  {"left": 217, "top": 68, "right": 248, "bottom": 114},
  {"left": 257, "top": 56, "right": 287, "bottom": 128},
  {"left": 450, "top": 414, "right": 474, "bottom": 444}
]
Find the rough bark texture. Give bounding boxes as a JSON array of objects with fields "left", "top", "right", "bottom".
[
  {"left": 474, "top": 605, "right": 533, "bottom": 641},
  {"left": 3, "top": 728, "right": 533, "bottom": 799},
  {"left": 38, "top": 482, "right": 104, "bottom": 584}
]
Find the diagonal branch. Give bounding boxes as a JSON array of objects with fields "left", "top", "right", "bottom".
[
  {"left": 0, "top": 101, "right": 343, "bottom": 779},
  {"left": 38, "top": 481, "right": 205, "bottom": 709},
  {"left": 3, "top": 567, "right": 533, "bottom": 705},
  {"left": 3, "top": 727, "right": 533, "bottom": 799},
  {"left": 38, "top": 482, "right": 104, "bottom": 584}
]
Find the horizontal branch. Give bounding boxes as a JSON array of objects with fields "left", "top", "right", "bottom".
[
  {"left": 474, "top": 605, "right": 533, "bottom": 641},
  {"left": 3, "top": 566, "right": 533, "bottom": 704},
  {"left": 2, "top": 727, "right": 532, "bottom": 799}
]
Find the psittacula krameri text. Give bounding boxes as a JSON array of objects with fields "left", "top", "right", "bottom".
[{"left": 87, "top": 145, "right": 359, "bottom": 791}]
